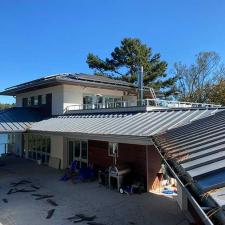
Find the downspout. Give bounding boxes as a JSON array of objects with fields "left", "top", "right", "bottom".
[{"left": 152, "top": 138, "right": 214, "bottom": 225}]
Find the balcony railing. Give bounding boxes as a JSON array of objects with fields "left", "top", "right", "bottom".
[
  {"left": 143, "top": 99, "right": 222, "bottom": 108},
  {"left": 65, "top": 99, "right": 222, "bottom": 112}
]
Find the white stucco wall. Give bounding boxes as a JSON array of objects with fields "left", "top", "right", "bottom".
[
  {"left": 62, "top": 84, "right": 125, "bottom": 112},
  {"left": 50, "top": 135, "right": 64, "bottom": 169},
  {"left": 16, "top": 85, "right": 64, "bottom": 115},
  {"left": 16, "top": 84, "right": 137, "bottom": 115}
]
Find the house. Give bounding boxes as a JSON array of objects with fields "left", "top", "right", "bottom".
[{"left": 0, "top": 73, "right": 223, "bottom": 224}]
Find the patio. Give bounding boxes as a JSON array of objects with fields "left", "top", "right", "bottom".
[{"left": 0, "top": 156, "right": 189, "bottom": 225}]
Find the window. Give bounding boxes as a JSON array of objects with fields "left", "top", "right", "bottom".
[
  {"left": 83, "top": 95, "right": 93, "bottom": 109},
  {"left": 108, "top": 143, "right": 118, "bottom": 157},
  {"left": 31, "top": 97, "right": 35, "bottom": 106},
  {"left": 38, "top": 95, "right": 42, "bottom": 105},
  {"left": 25, "top": 134, "right": 51, "bottom": 164},
  {"left": 8, "top": 134, "right": 15, "bottom": 144},
  {"left": 104, "top": 96, "right": 122, "bottom": 108},
  {"left": 28, "top": 97, "right": 32, "bottom": 106},
  {"left": 42, "top": 95, "right": 46, "bottom": 104},
  {"left": 22, "top": 95, "right": 46, "bottom": 108},
  {"left": 34, "top": 96, "right": 38, "bottom": 105},
  {"left": 67, "top": 139, "right": 88, "bottom": 168},
  {"left": 22, "top": 98, "right": 28, "bottom": 107},
  {"left": 74, "top": 141, "right": 80, "bottom": 158},
  {"left": 81, "top": 141, "right": 88, "bottom": 159}
]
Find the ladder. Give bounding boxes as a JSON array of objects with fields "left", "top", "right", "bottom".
[{"left": 149, "top": 88, "right": 158, "bottom": 106}]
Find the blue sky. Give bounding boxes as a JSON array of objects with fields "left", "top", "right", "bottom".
[{"left": 1, "top": 0, "right": 225, "bottom": 103}]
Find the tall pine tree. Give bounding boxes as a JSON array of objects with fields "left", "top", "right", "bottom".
[{"left": 86, "top": 38, "right": 175, "bottom": 91}]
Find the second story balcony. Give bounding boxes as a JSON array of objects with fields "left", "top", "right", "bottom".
[{"left": 65, "top": 99, "right": 222, "bottom": 114}]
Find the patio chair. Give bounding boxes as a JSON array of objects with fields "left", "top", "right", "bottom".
[{"left": 60, "top": 160, "right": 77, "bottom": 181}]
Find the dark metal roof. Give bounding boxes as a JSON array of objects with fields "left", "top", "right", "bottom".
[
  {"left": 0, "top": 73, "right": 141, "bottom": 96},
  {"left": 154, "top": 109, "right": 225, "bottom": 210},
  {"left": 0, "top": 108, "right": 46, "bottom": 133},
  {"left": 29, "top": 108, "right": 223, "bottom": 139}
]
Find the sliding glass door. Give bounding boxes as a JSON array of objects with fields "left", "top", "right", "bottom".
[{"left": 67, "top": 139, "right": 88, "bottom": 168}]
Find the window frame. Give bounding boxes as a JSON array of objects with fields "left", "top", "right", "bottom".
[
  {"left": 108, "top": 142, "right": 119, "bottom": 157},
  {"left": 25, "top": 134, "right": 51, "bottom": 164},
  {"left": 67, "top": 139, "right": 88, "bottom": 168}
]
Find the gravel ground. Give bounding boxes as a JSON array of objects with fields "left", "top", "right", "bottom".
[{"left": 0, "top": 156, "right": 189, "bottom": 225}]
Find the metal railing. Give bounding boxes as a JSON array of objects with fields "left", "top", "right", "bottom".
[
  {"left": 142, "top": 99, "right": 222, "bottom": 108},
  {"left": 65, "top": 100, "right": 135, "bottom": 111},
  {"left": 65, "top": 99, "right": 222, "bottom": 112}
]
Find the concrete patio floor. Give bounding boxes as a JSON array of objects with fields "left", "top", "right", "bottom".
[{"left": 0, "top": 156, "right": 189, "bottom": 225}]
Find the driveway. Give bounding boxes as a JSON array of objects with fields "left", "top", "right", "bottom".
[{"left": 0, "top": 157, "right": 188, "bottom": 225}]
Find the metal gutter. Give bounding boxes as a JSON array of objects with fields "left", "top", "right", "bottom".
[
  {"left": 152, "top": 138, "right": 214, "bottom": 225},
  {"left": 27, "top": 130, "right": 153, "bottom": 145}
]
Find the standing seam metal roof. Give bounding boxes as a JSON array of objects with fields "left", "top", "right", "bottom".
[
  {"left": 154, "top": 109, "right": 225, "bottom": 210},
  {"left": 29, "top": 108, "right": 224, "bottom": 138},
  {"left": 0, "top": 108, "right": 46, "bottom": 133}
]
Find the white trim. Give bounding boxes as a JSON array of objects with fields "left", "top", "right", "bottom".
[
  {"left": 28, "top": 131, "right": 153, "bottom": 145},
  {"left": 108, "top": 142, "right": 119, "bottom": 157}
]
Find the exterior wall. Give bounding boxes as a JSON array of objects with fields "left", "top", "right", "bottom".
[
  {"left": 50, "top": 135, "right": 65, "bottom": 169},
  {"left": 23, "top": 135, "right": 161, "bottom": 192},
  {"left": 82, "top": 86, "right": 124, "bottom": 97},
  {"left": 88, "top": 140, "right": 147, "bottom": 186},
  {"left": 16, "top": 84, "right": 136, "bottom": 115},
  {"left": 63, "top": 85, "right": 83, "bottom": 112},
  {"left": 63, "top": 84, "right": 125, "bottom": 111},
  {"left": 146, "top": 145, "right": 162, "bottom": 191},
  {"left": 16, "top": 85, "right": 64, "bottom": 115}
]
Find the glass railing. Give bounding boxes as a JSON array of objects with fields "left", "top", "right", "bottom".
[
  {"left": 141, "top": 99, "right": 221, "bottom": 108},
  {"left": 65, "top": 99, "right": 222, "bottom": 112}
]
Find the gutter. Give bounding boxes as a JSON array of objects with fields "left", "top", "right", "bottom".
[
  {"left": 152, "top": 138, "right": 214, "bottom": 225},
  {"left": 27, "top": 130, "right": 153, "bottom": 145}
]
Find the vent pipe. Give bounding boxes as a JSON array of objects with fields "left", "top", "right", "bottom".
[{"left": 138, "top": 66, "right": 144, "bottom": 104}]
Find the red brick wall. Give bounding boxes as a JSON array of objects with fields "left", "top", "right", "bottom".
[
  {"left": 88, "top": 140, "right": 162, "bottom": 191},
  {"left": 88, "top": 140, "right": 113, "bottom": 170},
  {"left": 147, "top": 145, "right": 162, "bottom": 191},
  {"left": 117, "top": 143, "right": 146, "bottom": 180},
  {"left": 88, "top": 140, "right": 147, "bottom": 185}
]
